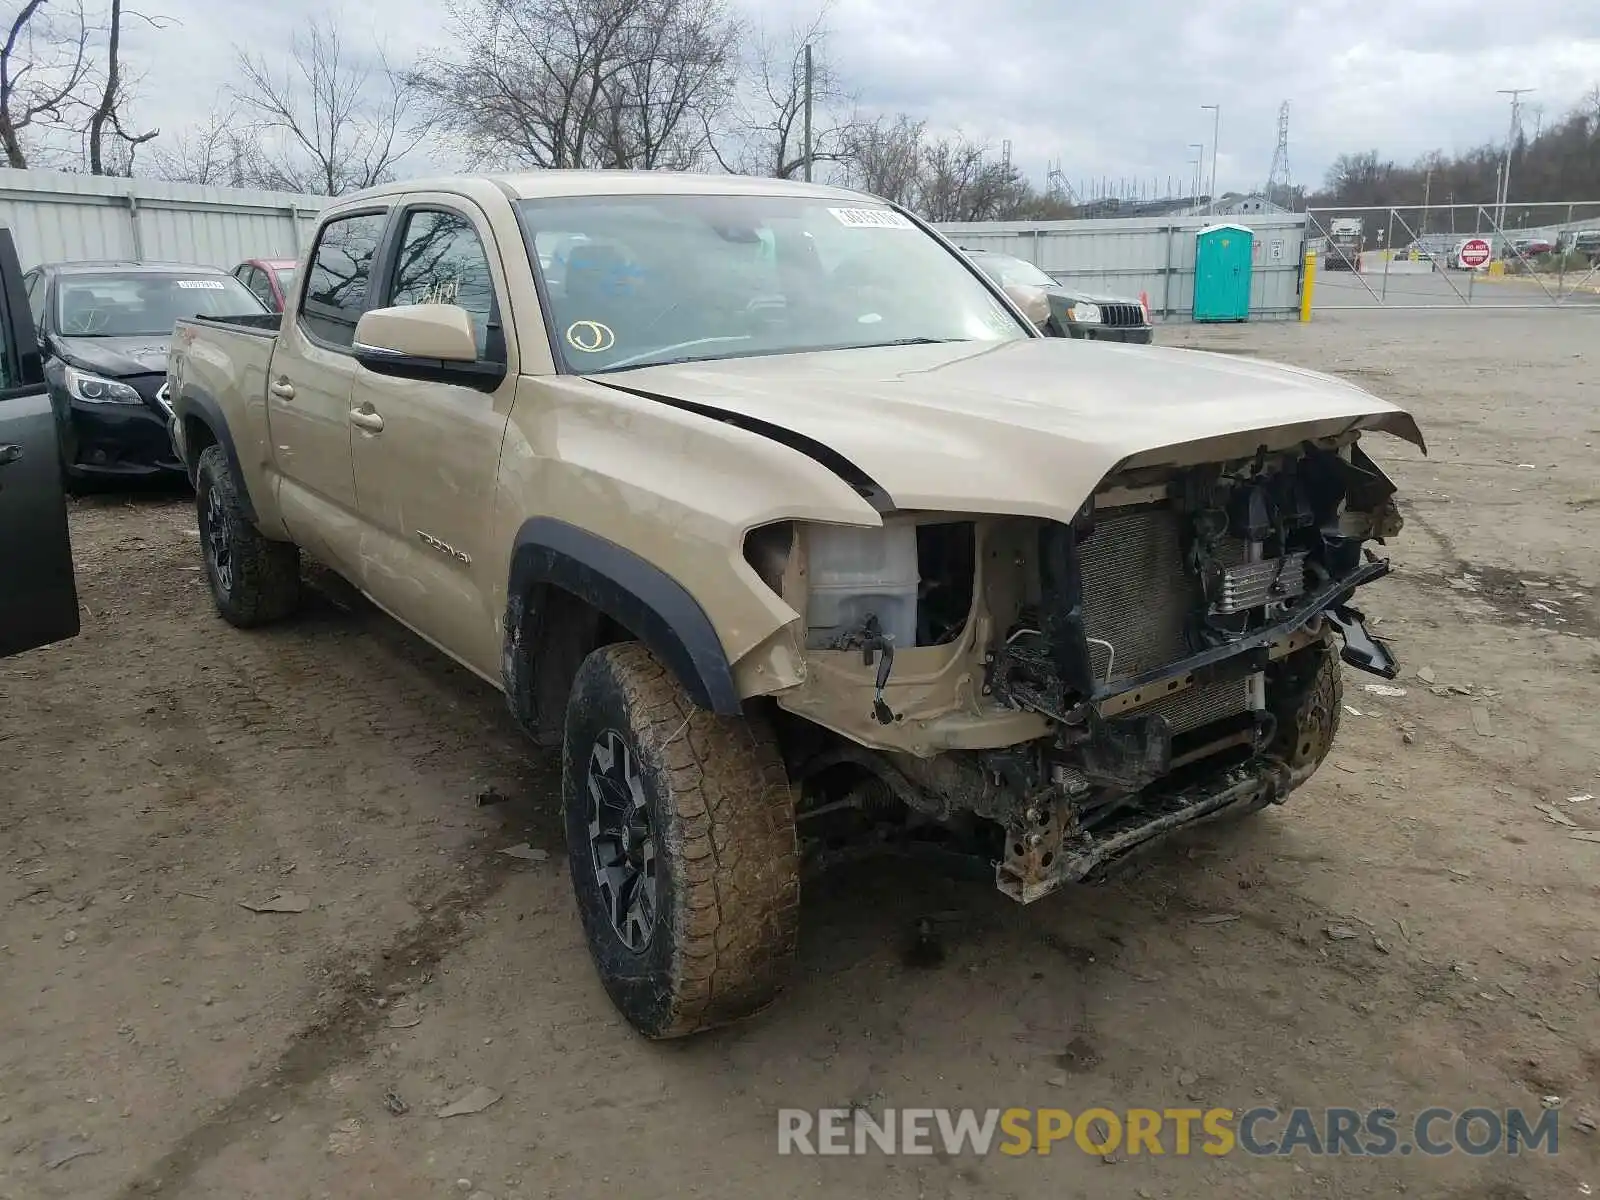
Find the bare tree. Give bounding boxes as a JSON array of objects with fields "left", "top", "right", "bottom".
[
  {"left": 84, "top": 0, "right": 163, "bottom": 175},
  {"left": 918, "top": 135, "right": 1029, "bottom": 222},
  {"left": 711, "top": 8, "right": 857, "bottom": 179},
  {"left": 842, "top": 114, "right": 925, "bottom": 206},
  {"left": 594, "top": 0, "right": 739, "bottom": 169},
  {"left": 146, "top": 100, "right": 250, "bottom": 185},
  {"left": 234, "top": 17, "right": 424, "bottom": 195},
  {"left": 1, "top": 0, "right": 92, "bottom": 168},
  {"left": 413, "top": 0, "right": 738, "bottom": 171}
]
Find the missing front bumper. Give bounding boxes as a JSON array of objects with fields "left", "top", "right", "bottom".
[{"left": 997, "top": 753, "right": 1294, "bottom": 903}]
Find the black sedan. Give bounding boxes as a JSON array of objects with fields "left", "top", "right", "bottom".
[
  {"left": 963, "top": 249, "right": 1153, "bottom": 343},
  {"left": 22, "top": 260, "right": 267, "bottom": 482}
]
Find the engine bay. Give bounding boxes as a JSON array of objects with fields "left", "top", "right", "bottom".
[{"left": 745, "top": 433, "right": 1406, "bottom": 901}]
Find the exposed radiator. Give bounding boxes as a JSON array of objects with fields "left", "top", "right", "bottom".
[
  {"left": 1141, "top": 677, "right": 1252, "bottom": 735},
  {"left": 1078, "top": 507, "right": 1254, "bottom": 735}
]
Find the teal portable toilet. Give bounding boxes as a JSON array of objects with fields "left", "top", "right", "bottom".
[{"left": 1193, "top": 223, "right": 1254, "bottom": 321}]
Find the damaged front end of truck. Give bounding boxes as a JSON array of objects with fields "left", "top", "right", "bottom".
[{"left": 746, "top": 432, "right": 1412, "bottom": 904}]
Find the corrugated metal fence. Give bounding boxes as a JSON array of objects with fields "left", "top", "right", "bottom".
[
  {"left": 0, "top": 169, "right": 326, "bottom": 271},
  {"left": 937, "top": 213, "right": 1310, "bottom": 320}
]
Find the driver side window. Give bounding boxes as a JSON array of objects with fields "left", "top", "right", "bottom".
[{"left": 386, "top": 209, "right": 503, "bottom": 363}]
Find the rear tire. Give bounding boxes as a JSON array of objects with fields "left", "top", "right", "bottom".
[
  {"left": 562, "top": 642, "right": 799, "bottom": 1039},
  {"left": 195, "top": 444, "right": 300, "bottom": 627}
]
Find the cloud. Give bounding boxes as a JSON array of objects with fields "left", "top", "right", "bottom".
[{"left": 118, "top": 0, "right": 1600, "bottom": 196}]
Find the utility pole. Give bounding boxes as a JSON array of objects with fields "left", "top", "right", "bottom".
[
  {"left": 1201, "top": 104, "right": 1220, "bottom": 215},
  {"left": 802, "top": 43, "right": 814, "bottom": 182},
  {"left": 1188, "top": 143, "right": 1203, "bottom": 203},
  {"left": 1422, "top": 167, "right": 1432, "bottom": 236},
  {"left": 1496, "top": 87, "right": 1532, "bottom": 229}
]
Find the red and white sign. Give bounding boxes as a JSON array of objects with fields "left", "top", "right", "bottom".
[{"left": 1458, "top": 238, "right": 1491, "bottom": 269}]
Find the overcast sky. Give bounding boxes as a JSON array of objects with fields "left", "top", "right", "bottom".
[{"left": 119, "top": 0, "right": 1600, "bottom": 199}]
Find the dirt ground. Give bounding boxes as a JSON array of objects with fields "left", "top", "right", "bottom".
[{"left": 2, "top": 308, "right": 1598, "bottom": 1200}]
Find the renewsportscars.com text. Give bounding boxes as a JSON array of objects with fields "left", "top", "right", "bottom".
[{"left": 777, "top": 1106, "right": 1562, "bottom": 1158}]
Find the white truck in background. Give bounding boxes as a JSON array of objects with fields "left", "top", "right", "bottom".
[{"left": 1323, "top": 218, "right": 1363, "bottom": 272}]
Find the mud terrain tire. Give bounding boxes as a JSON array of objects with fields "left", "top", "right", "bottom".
[
  {"left": 562, "top": 642, "right": 799, "bottom": 1039},
  {"left": 195, "top": 444, "right": 300, "bottom": 627}
]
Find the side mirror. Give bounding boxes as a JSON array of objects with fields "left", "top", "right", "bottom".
[
  {"left": 1002, "top": 283, "right": 1051, "bottom": 329},
  {"left": 351, "top": 304, "right": 505, "bottom": 392},
  {"left": 355, "top": 304, "right": 479, "bottom": 362}
]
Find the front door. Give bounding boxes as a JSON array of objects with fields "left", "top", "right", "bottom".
[
  {"left": 349, "top": 200, "right": 517, "bottom": 678},
  {"left": 0, "top": 229, "right": 79, "bottom": 657},
  {"left": 268, "top": 209, "right": 389, "bottom": 571}
]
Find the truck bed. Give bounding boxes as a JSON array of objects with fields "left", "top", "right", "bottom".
[
  {"left": 169, "top": 314, "right": 285, "bottom": 513},
  {"left": 187, "top": 312, "right": 282, "bottom": 335}
]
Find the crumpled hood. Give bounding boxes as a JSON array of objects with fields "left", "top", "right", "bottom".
[
  {"left": 51, "top": 335, "right": 170, "bottom": 378},
  {"left": 589, "top": 338, "right": 1425, "bottom": 523}
]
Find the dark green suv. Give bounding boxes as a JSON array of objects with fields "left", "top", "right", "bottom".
[{"left": 0, "top": 226, "right": 80, "bottom": 658}]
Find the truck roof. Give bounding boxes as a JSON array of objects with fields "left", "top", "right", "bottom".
[{"left": 339, "top": 171, "right": 879, "bottom": 207}]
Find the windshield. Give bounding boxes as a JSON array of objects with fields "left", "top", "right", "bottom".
[
  {"left": 518, "top": 194, "right": 1029, "bottom": 372},
  {"left": 54, "top": 271, "right": 264, "bottom": 337},
  {"left": 972, "top": 253, "right": 1057, "bottom": 290}
]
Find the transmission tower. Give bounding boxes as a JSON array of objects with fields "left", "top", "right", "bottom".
[
  {"left": 1265, "top": 101, "right": 1292, "bottom": 208},
  {"left": 1045, "top": 159, "right": 1078, "bottom": 205}
]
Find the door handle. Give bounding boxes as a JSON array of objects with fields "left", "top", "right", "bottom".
[
  {"left": 0, "top": 444, "right": 21, "bottom": 467},
  {"left": 269, "top": 378, "right": 295, "bottom": 401},
  {"left": 349, "top": 406, "right": 384, "bottom": 433}
]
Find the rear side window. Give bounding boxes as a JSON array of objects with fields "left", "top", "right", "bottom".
[{"left": 300, "top": 212, "right": 387, "bottom": 350}]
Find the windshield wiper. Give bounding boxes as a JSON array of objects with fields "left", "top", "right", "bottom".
[
  {"left": 827, "top": 336, "right": 971, "bottom": 351},
  {"left": 592, "top": 336, "right": 752, "bottom": 372},
  {"left": 589, "top": 336, "right": 972, "bottom": 373}
]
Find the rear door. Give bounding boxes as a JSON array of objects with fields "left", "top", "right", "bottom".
[
  {"left": 0, "top": 229, "right": 79, "bottom": 657},
  {"left": 267, "top": 208, "right": 389, "bottom": 554}
]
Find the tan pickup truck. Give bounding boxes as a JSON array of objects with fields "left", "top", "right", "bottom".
[{"left": 167, "top": 171, "right": 1423, "bottom": 1038}]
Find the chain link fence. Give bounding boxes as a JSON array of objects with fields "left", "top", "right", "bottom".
[{"left": 1304, "top": 203, "right": 1600, "bottom": 310}]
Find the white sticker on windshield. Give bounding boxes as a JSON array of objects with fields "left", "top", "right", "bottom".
[
  {"left": 175, "top": 280, "right": 225, "bottom": 290},
  {"left": 828, "top": 207, "right": 914, "bottom": 230}
]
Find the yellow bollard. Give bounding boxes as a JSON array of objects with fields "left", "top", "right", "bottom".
[{"left": 1299, "top": 250, "right": 1316, "bottom": 323}]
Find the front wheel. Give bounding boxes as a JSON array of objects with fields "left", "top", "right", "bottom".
[
  {"left": 1268, "top": 636, "right": 1344, "bottom": 776},
  {"left": 195, "top": 444, "right": 300, "bottom": 627},
  {"left": 562, "top": 642, "right": 800, "bottom": 1039}
]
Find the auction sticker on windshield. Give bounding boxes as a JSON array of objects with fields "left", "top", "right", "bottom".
[
  {"left": 829, "top": 208, "right": 914, "bottom": 230},
  {"left": 175, "top": 280, "right": 226, "bottom": 289}
]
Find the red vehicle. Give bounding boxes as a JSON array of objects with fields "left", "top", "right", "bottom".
[{"left": 230, "top": 257, "right": 299, "bottom": 312}]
